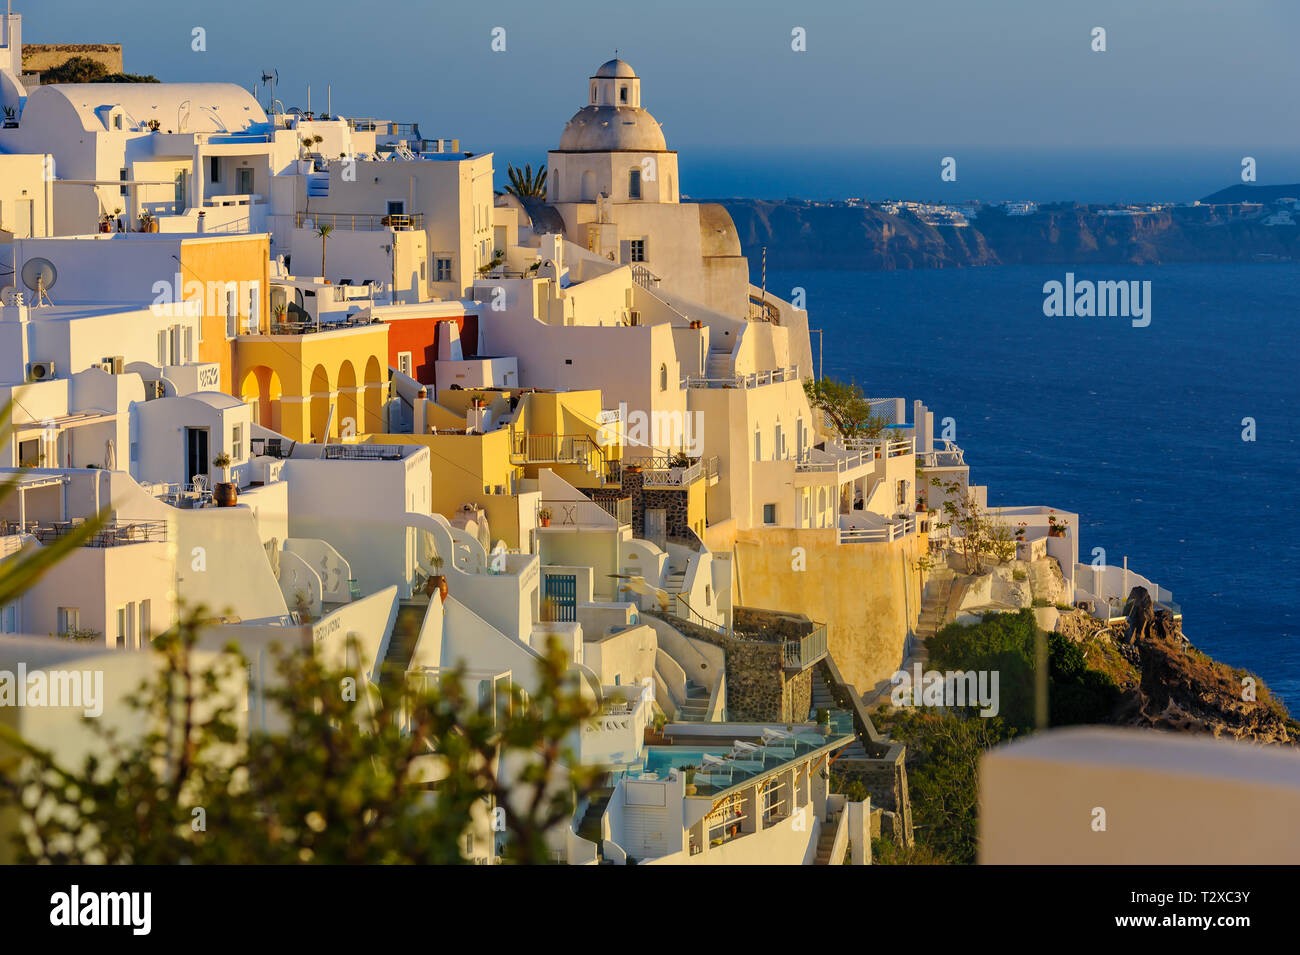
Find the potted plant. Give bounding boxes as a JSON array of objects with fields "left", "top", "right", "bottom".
[
  {"left": 426, "top": 555, "right": 448, "bottom": 602},
  {"left": 146, "top": 118, "right": 161, "bottom": 132},
  {"left": 681, "top": 766, "right": 697, "bottom": 796},
  {"left": 815, "top": 708, "right": 832, "bottom": 736},
  {"left": 2, "top": 105, "right": 17, "bottom": 128},
  {"left": 99, "top": 210, "right": 115, "bottom": 233},
  {"left": 272, "top": 302, "right": 287, "bottom": 326},
  {"left": 1015, "top": 522, "right": 1027, "bottom": 541},
  {"left": 212, "top": 452, "right": 237, "bottom": 506},
  {"left": 1047, "top": 513, "right": 1068, "bottom": 538},
  {"left": 137, "top": 209, "right": 157, "bottom": 233},
  {"left": 538, "top": 507, "right": 551, "bottom": 528}
]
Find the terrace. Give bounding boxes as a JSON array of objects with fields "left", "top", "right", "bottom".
[
  {"left": 622, "top": 454, "right": 720, "bottom": 487},
  {"left": 681, "top": 366, "right": 800, "bottom": 390},
  {"left": 3, "top": 518, "right": 168, "bottom": 547},
  {"left": 294, "top": 211, "right": 424, "bottom": 232}
]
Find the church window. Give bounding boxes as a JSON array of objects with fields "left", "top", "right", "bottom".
[{"left": 628, "top": 168, "right": 641, "bottom": 199}]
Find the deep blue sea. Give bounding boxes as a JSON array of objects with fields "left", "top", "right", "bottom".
[{"left": 769, "top": 264, "right": 1300, "bottom": 707}]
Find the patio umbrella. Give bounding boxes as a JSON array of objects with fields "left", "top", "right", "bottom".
[{"left": 103, "top": 438, "right": 116, "bottom": 471}]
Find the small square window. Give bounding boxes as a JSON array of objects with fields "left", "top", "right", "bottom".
[{"left": 629, "top": 239, "right": 646, "bottom": 262}]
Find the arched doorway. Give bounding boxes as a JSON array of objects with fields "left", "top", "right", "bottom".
[
  {"left": 309, "top": 364, "right": 331, "bottom": 442},
  {"left": 337, "top": 360, "right": 358, "bottom": 438},
  {"left": 239, "top": 365, "right": 283, "bottom": 434},
  {"left": 363, "top": 356, "right": 384, "bottom": 433}
]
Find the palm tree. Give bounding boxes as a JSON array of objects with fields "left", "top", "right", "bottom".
[
  {"left": 504, "top": 163, "right": 547, "bottom": 199},
  {"left": 315, "top": 224, "right": 333, "bottom": 280}
]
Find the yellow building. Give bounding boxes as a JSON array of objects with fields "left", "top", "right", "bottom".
[
  {"left": 361, "top": 388, "right": 623, "bottom": 549},
  {"left": 234, "top": 322, "right": 388, "bottom": 442},
  {"left": 178, "top": 234, "right": 271, "bottom": 395}
]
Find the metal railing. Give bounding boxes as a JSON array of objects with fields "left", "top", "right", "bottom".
[
  {"left": 321, "top": 444, "right": 404, "bottom": 461},
  {"left": 295, "top": 211, "right": 424, "bottom": 231},
  {"left": 512, "top": 433, "right": 601, "bottom": 468},
  {"left": 23, "top": 519, "right": 168, "bottom": 548},
  {"left": 540, "top": 497, "right": 630, "bottom": 528},
  {"left": 630, "top": 264, "right": 661, "bottom": 289},
  {"left": 267, "top": 315, "right": 382, "bottom": 336},
  {"left": 783, "top": 625, "right": 828, "bottom": 670}
]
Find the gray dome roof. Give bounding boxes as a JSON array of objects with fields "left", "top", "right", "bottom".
[
  {"left": 558, "top": 105, "right": 666, "bottom": 152},
  {"left": 594, "top": 59, "right": 637, "bottom": 78}
]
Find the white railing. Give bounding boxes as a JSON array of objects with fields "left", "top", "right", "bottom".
[
  {"left": 837, "top": 436, "right": 914, "bottom": 458},
  {"left": 837, "top": 516, "right": 916, "bottom": 544},
  {"left": 682, "top": 366, "right": 799, "bottom": 390}
]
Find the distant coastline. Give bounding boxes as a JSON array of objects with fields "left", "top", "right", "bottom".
[{"left": 711, "top": 187, "right": 1300, "bottom": 271}]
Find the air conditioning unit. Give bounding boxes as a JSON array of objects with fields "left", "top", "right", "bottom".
[
  {"left": 26, "top": 360, "right": 55, "bottom": 382},
  {"left": 104, "top": 355, "right": 125, "bottom": 374},
  {"left": 90, "top": 361, "right": 114, "bottom": 374}
]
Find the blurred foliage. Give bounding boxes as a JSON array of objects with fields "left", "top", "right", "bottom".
[{"left": 0, "top": 608, "right": 600, "bottom": 864}]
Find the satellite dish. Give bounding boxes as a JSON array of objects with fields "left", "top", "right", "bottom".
[{"left": 21, "top": 257, "right": 57, "bottom": 304}]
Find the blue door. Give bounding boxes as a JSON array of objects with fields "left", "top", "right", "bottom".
[{"left": 544, "top": 574, "right": 577, "bottom": 622}]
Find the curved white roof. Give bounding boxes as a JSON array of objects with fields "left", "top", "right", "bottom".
[
  {"left": 24, "top": 82, "right": 267, "bottom": 133},
  {"left": 559, "top": 105, "right": 667, "bottom": 152},
  {"left": 594, "top": 59, "right": 637, "bottom": 79}
]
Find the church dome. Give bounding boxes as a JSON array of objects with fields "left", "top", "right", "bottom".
[
  {"left": 558, "top": 59, "right": 667, "bottom": 152},
  {"left": 594, "top": 58, "right": 637, "bottom": 79},
  {"left": 558, "top": 105, "right": 667, "bottom": 152}
]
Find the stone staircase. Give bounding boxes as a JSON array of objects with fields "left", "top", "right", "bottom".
[
  {"left": 676, "top": 678, "right": 711, "bottom": 721},
  {"left": 705, "top": 347, "right": 732, "bottom": 379},
  {"left": 814, "top": 811, "right": 843, "bottom": 865},
  {"left": 810, "top": 669, "right": 868, "bottom": 758},
  {"left": 379, "top": 605, "right": 426, "bottom": 686},
  {"left": 578, "top": 789, "right": 615, "bottom": 863},
  {"left": 909, "top": 569, "right": 957, "bottom": 668}
]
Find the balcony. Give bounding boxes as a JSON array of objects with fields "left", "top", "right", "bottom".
[
  {"left": 9, "top": 519, "right": 168, "bottom": 547},
  {"left": 512, "top": 433, "right": 601, "bottom": 467},
  {"left": 264, "top": 315, "right": 383, "bottom": 336},
  {"left": 837, "top": 516, "right": 916, "bottom": 544},
  {"left": 539, "top": 497, "right": 630, "bottom": 528},
  {"left": 295, "top": 211, "right": 424, "bottom": 232},
  {"left": 682, "top": 366, "right": 800, "bottom": 390},
  {"left": 626, "top": 454, "right": 720, "bottom": 487}
]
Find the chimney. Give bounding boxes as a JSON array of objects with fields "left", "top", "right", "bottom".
[
  {"left": 413, "top": 387, "right": 427, "bottom": 434},
  {"left": 196, "top": 211, "right": 207, "bottom": 234}
]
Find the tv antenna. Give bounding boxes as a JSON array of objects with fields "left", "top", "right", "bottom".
[{"left": 20, "top": 257, "right": 57, "bottom": 306}]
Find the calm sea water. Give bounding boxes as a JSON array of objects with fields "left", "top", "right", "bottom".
[{"left": 770, "top": 264, "right": 1300, "bottom": 707}]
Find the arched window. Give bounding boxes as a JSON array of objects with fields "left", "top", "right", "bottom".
[{"left": 659, "top": 363, "right": 668, "bottom": 392}]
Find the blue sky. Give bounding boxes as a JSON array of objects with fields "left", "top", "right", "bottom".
[{"left": 19, "top": 0, "right": 1300, "bottom": 152}]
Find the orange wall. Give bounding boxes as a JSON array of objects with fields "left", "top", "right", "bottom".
[{"left": 178, "top": 236, "right": 271, "bottom": 394}]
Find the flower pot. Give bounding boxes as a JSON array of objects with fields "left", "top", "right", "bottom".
[
  {"left": 214, "top": 482, "right": 238, "bottom": 507},
  {"left": 1048, "top": 528, "right": 1064, "bottom": 538},
  {"left": 819, "top": 723, "right": 832, "bottom": 737},
  {"left": 540, "top": 517, "right": 550, "bottom": 527},
  {"left": 425, "top": 574, "right": 448, "bottom": 602}
]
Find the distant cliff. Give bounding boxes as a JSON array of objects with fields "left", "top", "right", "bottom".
[{"left": 714, "top": 197, "right": 1300, "bottom": 270}]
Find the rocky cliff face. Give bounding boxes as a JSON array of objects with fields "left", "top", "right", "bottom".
[
  {"left": 717, "top": 199, "right": 1300, "bottom": 270},
  {"left": 1112, "top": 588, "right": 1297, "bottom": 745}
]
